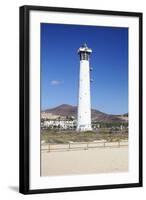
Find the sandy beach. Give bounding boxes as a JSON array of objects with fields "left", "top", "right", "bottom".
[{"left": 41, "top": 145, "right": 128, "bottom": 176}]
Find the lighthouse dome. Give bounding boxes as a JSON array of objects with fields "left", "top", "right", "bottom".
[{"left": 78, "top": 43, "right": 92, "bottom": 60}]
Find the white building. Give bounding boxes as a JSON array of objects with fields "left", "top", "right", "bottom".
[
  {"left": 42, "top": 119, "right": 76, "bottom": 130},
  {"left": 77, "top": 43, "right": 92, "bottom": 131}
]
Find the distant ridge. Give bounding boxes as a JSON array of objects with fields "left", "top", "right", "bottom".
[{"left": 42, "top": 104, "right": 128, "bottom": 123}]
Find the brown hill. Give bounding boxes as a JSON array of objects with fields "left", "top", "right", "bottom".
[{"left": 43, "top": 104, "right": 128, "bottom": 123}]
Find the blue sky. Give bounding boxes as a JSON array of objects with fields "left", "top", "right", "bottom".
[{"left": 41, "top": 23, "right": 128, "bottom": 115}]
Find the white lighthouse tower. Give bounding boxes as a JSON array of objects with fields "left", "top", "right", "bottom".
[{"left": 77, "top": 43, "right": 92, "bottom": 131}]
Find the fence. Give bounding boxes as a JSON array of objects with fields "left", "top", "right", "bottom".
[{"left": 41, "top": 140, "right": 128, "bottom": 152}]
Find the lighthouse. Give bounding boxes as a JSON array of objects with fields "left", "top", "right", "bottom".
[{"left": 77, "top": 43, "right": 92, "bottom": 131}]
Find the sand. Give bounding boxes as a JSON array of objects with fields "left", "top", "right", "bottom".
[{"left": 41, "top": 145, "right": 128, "bottom": 176}]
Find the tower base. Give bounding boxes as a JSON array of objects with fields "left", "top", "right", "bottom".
[{"left": 76, "top": 125, "right": 92, "bottom": 132}]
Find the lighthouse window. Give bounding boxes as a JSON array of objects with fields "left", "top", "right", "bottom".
[{"left": 80, "top": 52, "right": 89, "bottom": 60}]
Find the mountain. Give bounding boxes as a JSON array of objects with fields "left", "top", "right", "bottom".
[
  {"left": 44, "top": 104, "right": 77, "bottom": 117},
  {"left": 42, "top": 104, "right": 128, "bottom": 123}
]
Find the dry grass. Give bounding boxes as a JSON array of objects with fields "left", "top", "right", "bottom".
[{"left": 41, "top": 129, "right": 128, "bottom": 144}]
